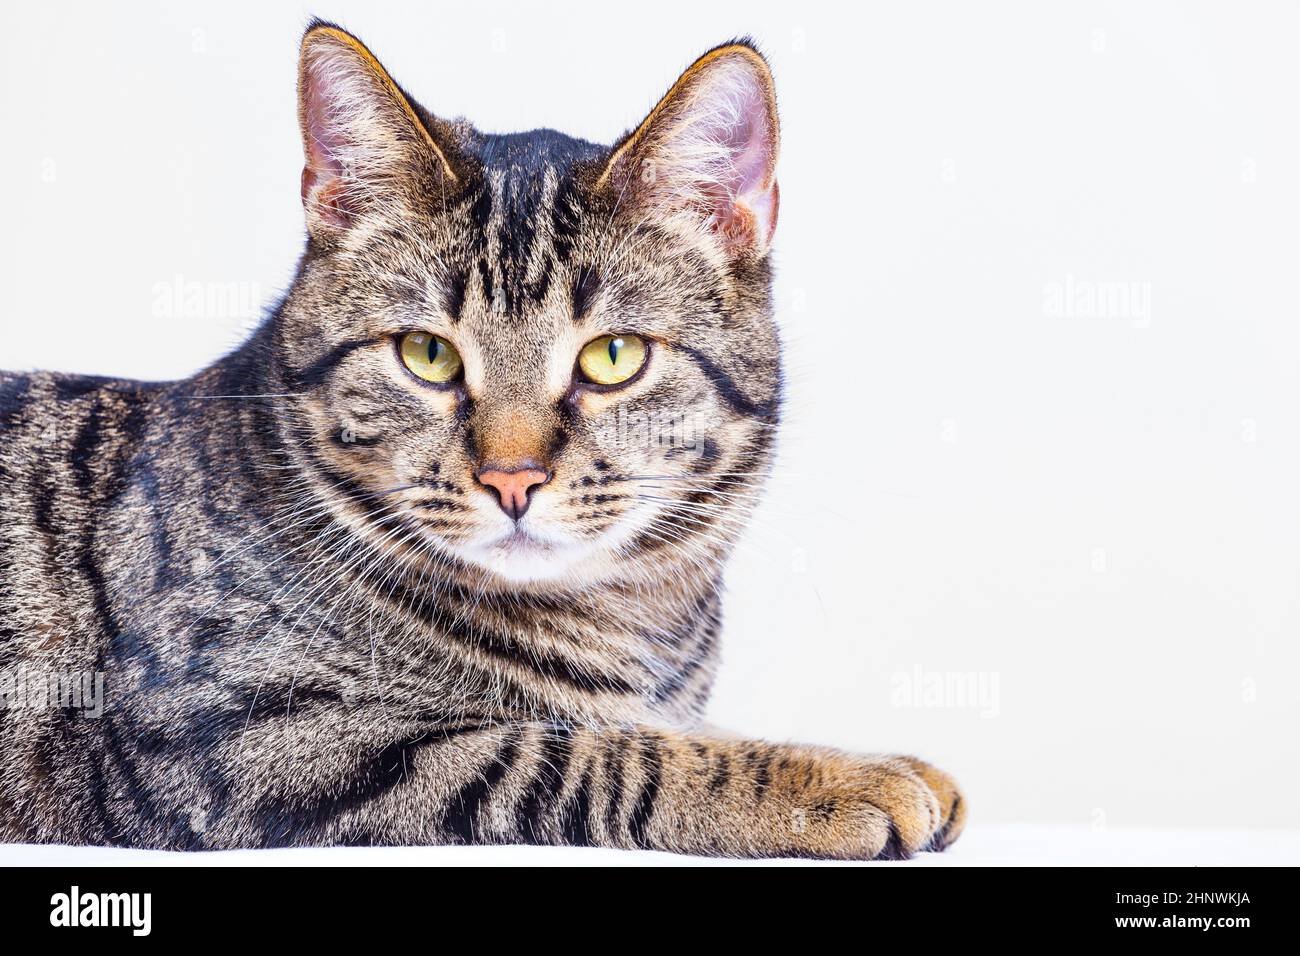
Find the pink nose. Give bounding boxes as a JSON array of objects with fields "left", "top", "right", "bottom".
[{"left": 475, "top": 465, "right": 550, "bottom": 520}]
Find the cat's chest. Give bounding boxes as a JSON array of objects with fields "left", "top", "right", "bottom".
[{"left": 344, "top": 590, "right": 721, "bottom": 728}]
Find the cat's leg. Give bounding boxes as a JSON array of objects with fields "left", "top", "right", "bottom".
[{"left": 291, "top": 723, "right": 964, "bottom": 859}]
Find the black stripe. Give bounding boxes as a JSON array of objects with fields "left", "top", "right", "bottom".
[
  {"left": 102, "top": 716, "right": 202, "bottom": 848},
  {"left": 440, "top": 731, "right": 522, "bottom": 844},
  {"left": 627, "top": 735, "right": 662, "bottom": 849},
  {"left": 30, "top": 467, "right": 59, "bottom": 539},
  {"left": 747, "top": 748, "right": 772, "bottom": 799},
  {"left": 35, "top": 716, "right": 113, "bottom": 843},
  {"left": 709, "top": 753, "right": 730, "bottom": 793},
  {"left": 59, "top": 391, "right": 167, "bottom": 846},
  {"left": 549, "top": 177, "right": 583, "bottom": 263},
  {"left": 548, "top": 399, "right": 575, "bottom": 461},
  {"left": 476, "top": 259, "right": 499, "bottom": 315},
  {"left": 0, "top": 372, "right": 30, "bottom": 433},
  {"left": 651, "top": 617, "right": 719, "bottom": 703},
  {"left": 54, "top": 374, "right": 113, "bottom": 403},
  {"left": 331, "top": 430, "right": 381, "bottom": 448},
  {"left": 153, "top": 685, "right": 349, "bottom": 755},
  {"left": 250, "top": 729, "right": 453, "bottom": 847},
  {"left": 604, "top": 735, "right": 627, "bottom": 836},
  {"left": 295, "top": 430, "right": 400, "bottom": 525},
  {"left": 691, "top": 437, "right": 721, "bottom": 474},
  {"left": 469, "top": 183, "right": 493, "bottom": 230},
  {"left": 571, "top": 269, "right": 600, "bottom": 322},
  {"left": 675, "top": 343, "right": 779, "bottom": 421},
  {"left": 457, "top": 393, "right": 478, "bottom": 462},
  {"left": 515, "top": 726, "right": 575, "bottom": 841},
  {"left": 523, "top": 257, "right": 553, "bottom": 306},
  {"left": 558, "top": 767, "right": 595, "bottom": 847},
  {"left": 459, "top": 618, "right": 638, "bottom": 695},
  {"left": 69, "top": 395, "right": 104, "bottom": 487},
  {"left": 932, "top": 794, "right": 963, "bottom": 851},
  {"left": 877, "top": 822, "right": 909, "bottom": 860},
  {"left": 68, "top": 400, "right": 132, "bottom": 666},
  {"left": 281, "top": 338, "right": 372, "bottom": 391},
  {"left": 658, "top": 587, "right": 718, "bottom": 650},
  {"left": 415, "top": 497, "right": 459, "bottom": 512},
  {"left": 379, "top": 572, "right": 642, "bottom": 696},
  {"left": 442, "top": 268, "right": 469, "bottom": 322}
]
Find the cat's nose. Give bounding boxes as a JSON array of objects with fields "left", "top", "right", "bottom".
[{"left": 475, "top": 464, "right": 551, "bottom": 520}]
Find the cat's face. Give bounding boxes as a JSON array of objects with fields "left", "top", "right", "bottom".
[{"left": 275, "top": 25, "right": 781, "bottom": 586}]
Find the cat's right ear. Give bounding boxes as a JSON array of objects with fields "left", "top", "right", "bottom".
[{"left": 297, "top": 23, "right": 459, "bottom": 240}]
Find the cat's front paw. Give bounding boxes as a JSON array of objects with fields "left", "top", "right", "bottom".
[
  {"left": 893, "top": 755, "right": 966, "bottom": 851},
  {"left": 791, "top": 753, "right": 965, "bottom": 860}
]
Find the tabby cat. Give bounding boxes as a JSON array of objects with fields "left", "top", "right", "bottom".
[{"left": 0, "top": 23, "right": 964, "bottom": 858}]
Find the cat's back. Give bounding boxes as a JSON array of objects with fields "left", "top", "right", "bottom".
[
  {"left": 0, "top": 370, "right": 166, "bottom": 640},
  {"left": 0, "top": 368, "right": 163, "bottom": 490}
]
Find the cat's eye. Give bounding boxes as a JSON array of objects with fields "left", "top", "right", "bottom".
[
  {"left": 577, "top": 334, "right": 647, "bottom": 386},
  {"left": 399, "top": 331, "right": 463, "bottom": 384}
]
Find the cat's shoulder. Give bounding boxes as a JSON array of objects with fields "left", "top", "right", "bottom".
[{"left": 0, "top": 369, "right": 164, "bottom": 440}]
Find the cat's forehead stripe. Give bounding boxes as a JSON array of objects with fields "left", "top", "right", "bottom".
[{"left": 462, "top": 133, "right": 604, "bottom": 322}]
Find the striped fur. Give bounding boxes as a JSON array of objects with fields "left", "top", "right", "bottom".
[{"left": 0, "top": 23, "right": 964, "bottom": 858}]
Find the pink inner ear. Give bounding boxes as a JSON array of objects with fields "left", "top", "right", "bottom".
[
  {"left": 300, "top": 52, "right": 362, "bottom": 228},
  {"left": 675, "top": 57, "right": 779, "bottom": 250},
  {"left": 724, "top": 106, "right": 773, "bottom": 198},
  {"left": 722, "top": 103, "right": 778, "bottom": 247}
]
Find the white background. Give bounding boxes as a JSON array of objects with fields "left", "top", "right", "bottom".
[{"left": 2, "top": 0, "right": 1298, "bottom": 843}]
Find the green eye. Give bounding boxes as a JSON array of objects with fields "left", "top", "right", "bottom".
[
  {"left": 578, "top": 334, "right": 647, "bottom": 386},
  {"left": 400, "top": 332, "right": 462, "bottom": 384}
]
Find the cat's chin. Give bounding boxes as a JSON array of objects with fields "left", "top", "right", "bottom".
[{"left": 455, "top": 529, "right": 602, "bottom": 585}]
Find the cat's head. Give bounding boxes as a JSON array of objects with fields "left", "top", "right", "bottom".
[{"left": 274, "top": 22, "right": 781, "bottom": 586}]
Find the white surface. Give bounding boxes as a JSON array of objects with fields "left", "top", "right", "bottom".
[
  {"left": 3, "top": 825, "right": 1297, "bottom": 866},
  {"left": 1, "top": 1, "right": 1298, "bottom": 831}
]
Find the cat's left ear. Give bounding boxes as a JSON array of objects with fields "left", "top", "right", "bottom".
[
  {"left": 297, "top": 22, "right": 460, "bottom": 240},
  {"left": 600, "top": 41, "right": 780, "bottom": 256}
]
